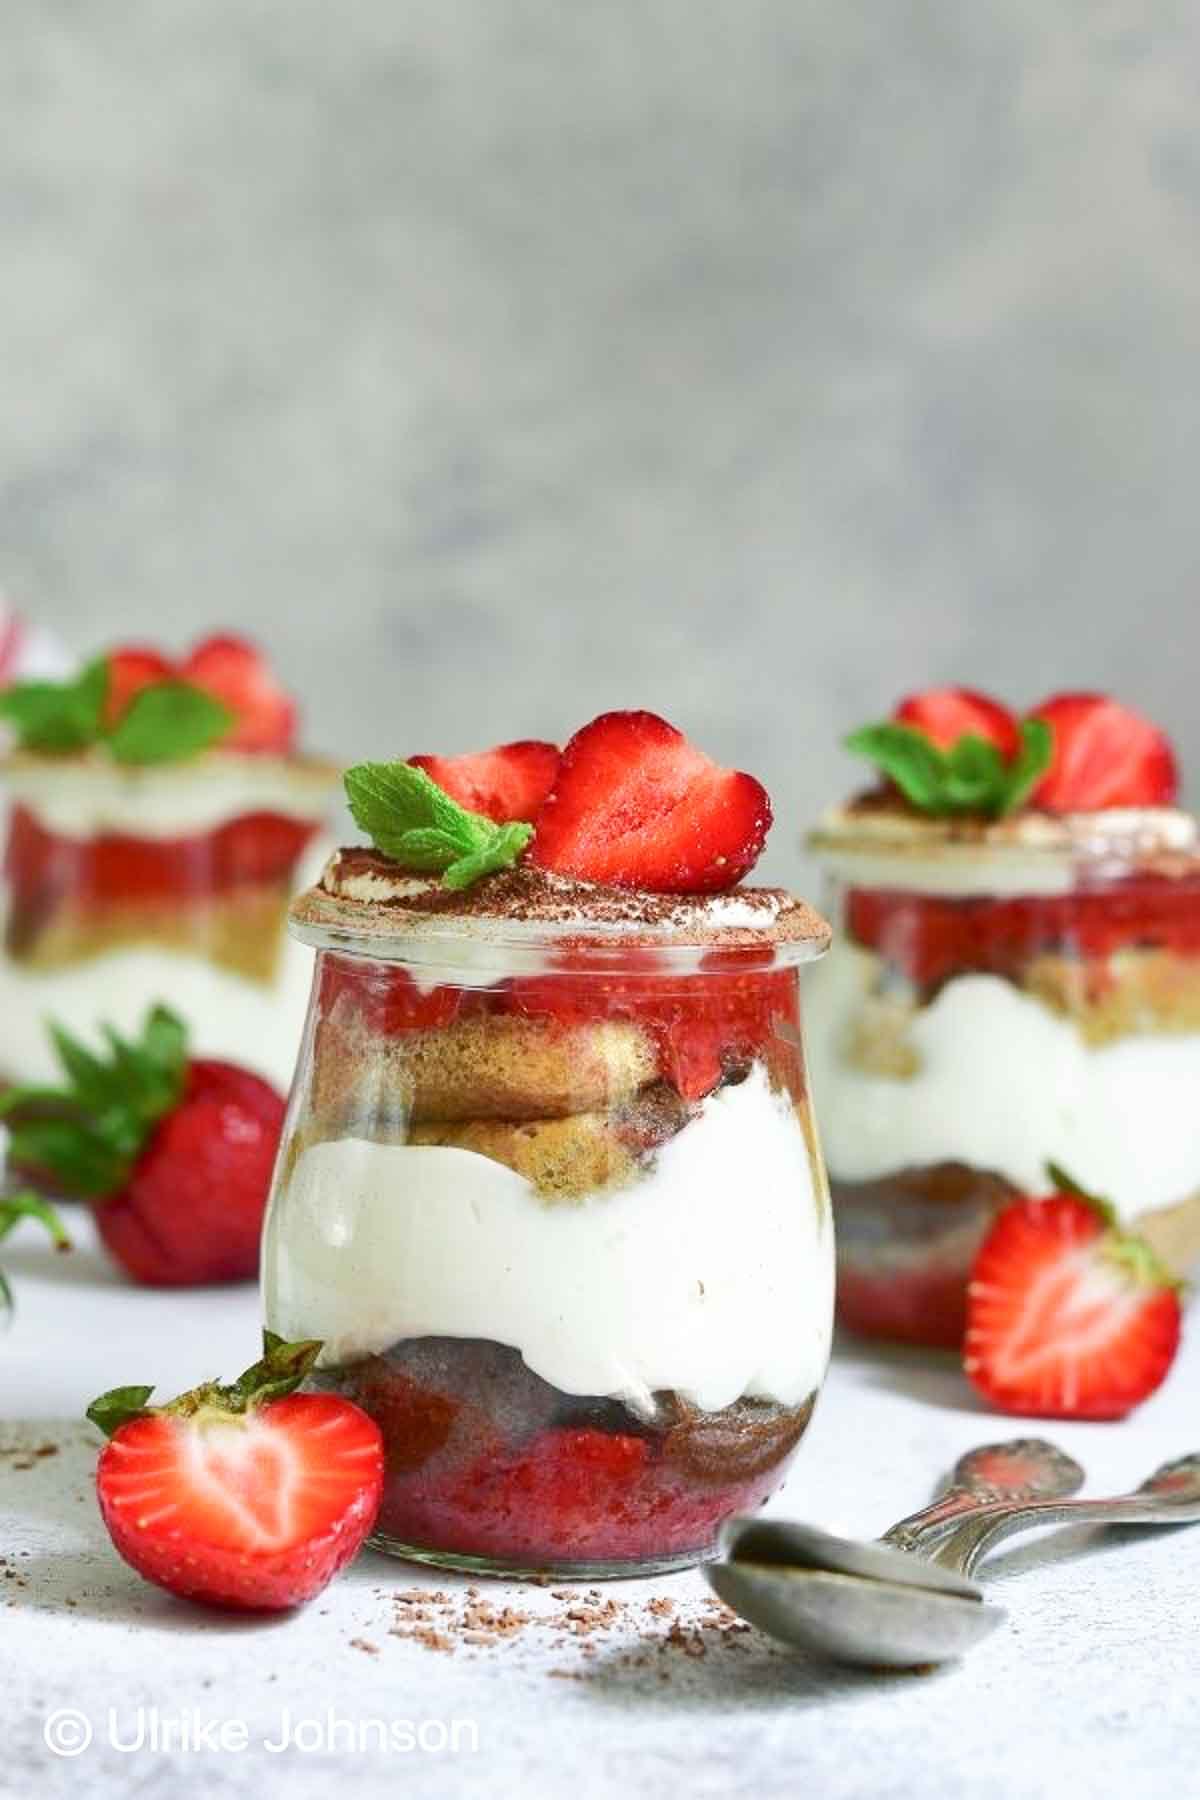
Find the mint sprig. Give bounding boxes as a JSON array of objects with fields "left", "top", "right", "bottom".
[
  {"left": 86, "top": 1331, "right": 324, "bottom": 1438},
  {"left": 344, "top": 761, "right": 533, "bottom": 890},
  {"left": 0, "top": 1005, "right": 188, "bottom": 1198},
  {"left": 0, "top": 1192, "right": 70, "bottom": 1318},
  {"left": 0, "top": 659, "right": 234, "bottom": 764},
  {"left": 845, "top": 717, "right": 1052, "bottom": 818}
]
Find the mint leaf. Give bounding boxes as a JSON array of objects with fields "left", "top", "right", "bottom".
[
  {"left": 106, "top": 681, "right": 233, "bottom": 765},
  {"left": 0, "top": 657, "right": 108, "bottom": 753},
  {"left": 844, "top": 723, "right": 948, "bottom": 811},
  {"left": 997, "top": 718, "right": 1053, "bottom": 816},
  {"left": 345, "top": 760, "right": 531, "bottom": 889},
  {"left": 0, "top": 1006, "right": 189, "bottom": 1198},
  {"left": 847, "top": 715, "right": 1051, "bottom": 819}
]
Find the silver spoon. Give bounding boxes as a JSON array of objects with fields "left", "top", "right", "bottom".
[
  {"left": 706, "top": 1438, "right": 1079, "bottom": 1667},
  {"left": 928, "top": 1450, "right": 1200, "bottom": 1578},
  {"left": 707, "top": 1450, "right": 1200, "bottom": 1668}
]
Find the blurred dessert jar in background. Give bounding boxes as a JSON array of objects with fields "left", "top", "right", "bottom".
[
  {"left": 0, "top": 635, "right": 339, "bottom": 1090},
  {"left": 263, "top": 713, "right": 835, "bottom": 1576},
  {"left": 805, "top": 687, "right": 1200, "bottom": 1346}
]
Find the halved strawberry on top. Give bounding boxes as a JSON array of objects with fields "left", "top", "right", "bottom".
[
  {"left": 1028, "top": 692, "right": 1178, "bottom": 812},
  {"left": 408, "top": 740, "right": 560, "bottom": 824},
  {"left": 895, "top": 686, "right": 1021, "bottom": 758},
  {"left": 530, "top": 711, "right": 771, "bottom": 893},
  {"left": 103, "top": 646, "right": 175, "bottom": 729},
  {"left": 180, "top": 633, "right": 296, "bottom": 754},
  {"left": 964, "top": 1171, "right": 1182, "bottom": 1420}
]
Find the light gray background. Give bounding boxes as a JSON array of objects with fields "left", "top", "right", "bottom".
[{"left": 3, "top": 1, "right": 1198, "bottom": 887}]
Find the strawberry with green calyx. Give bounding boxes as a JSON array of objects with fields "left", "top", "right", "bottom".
[
  {"left": 0, "top": 1191, "right": 70, "bottom": 1316},
  {"left": 846, "top": 689, "right": 1051, "bottom": 819},
  {"left": 964, "top": 1163, "right": 1183, "bottom": 1421},
  {"left": 346, "top": 759, "right": 535, "bottom": 890},
  {"left": 0, "top": 1006, "right": 285, "bottom": 1287},
  {"left": 89, "top": 1333, "right": 384, "bottom": 1612}
]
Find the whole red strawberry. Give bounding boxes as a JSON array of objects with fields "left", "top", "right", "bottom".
[
  {"left": 964, "top": 1168, "right": 1182, "bottom": 1420},
  {"left": 89, "top": 1335, "right": 383, "bottom": 1611},
  {"left": 180, "top": 633, "right": 296, "bottom": 753},
  {"left": 0, "top": 1006, "right": 284, "bottom": 1286},
  {"left": 408, "top": 740, "right": 560, "bottom": 824},
  {"left": 1027, "top": 692, "right": 1178, "bottom": 811},
  {"left": 531, "top": 710, "right": 772, "bottom": 892},
  {"left": 894, "top": 687, "right": 1021, "bottom": 758}
]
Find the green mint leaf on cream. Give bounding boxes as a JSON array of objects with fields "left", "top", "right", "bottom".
[
  {"left": 845, "top": 716, "right": 1053, "bottom": 819},
  {"left": 0, "top": 659, "right": 234, "bottom": 763},
  {"left": 344, "top": 760, "right": 533, "bottom": 890},
  {"left": 0, "top": 657, "right": 108, "bottom": 753},
  {"left": 106, "top": 681, "right": 234, "bottom": 765}
]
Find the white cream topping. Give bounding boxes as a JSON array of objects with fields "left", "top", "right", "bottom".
[
  {"left": 262, "top": 1065, "right": 833, "bottom": 1414},
  {"left": 0, "top": 937, "right": 314, "bottom": 1091},
  {"left": 805, "top": 941, "right": 1200, "bottom": 1219},
  {"left": 3, "top": 755, "right": 336, "bottom": 840},
  {"left": 811, "top": 805, "right": 1199, "bottom": 898}
]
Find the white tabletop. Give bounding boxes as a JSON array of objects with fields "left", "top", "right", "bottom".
[{"left": 4, "top": 1210, "right": 1199, "bottom": 1800}]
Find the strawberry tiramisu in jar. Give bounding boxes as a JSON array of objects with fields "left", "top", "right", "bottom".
[
  {"left": 263, "top": 714, "right": 834, "bottom": 1576},
  {"left": 0, "top": 636, "right": 338, "bottom": 1090},
  {"left": 806, "top": 687, "right": 1200, "bottom": 1346}
]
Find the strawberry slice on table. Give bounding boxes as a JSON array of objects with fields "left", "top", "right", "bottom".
[
  {"left": 179, "top": 632, "right": 296, "bottom": 753},
  {"left": 964, "top": 1170, "right": 1182, "bottom": 1420},
  {"left": 408, "top": 740, "right": 560, "bottom": 824},
  {"left": 0, "top": 1005, "right": 284, "bottom": 1286},
  {"left": 102, "top": 646, "right": 175, "bottom": 729},
  {"left": 1027, "top": 692, "right": 1179, "bottom": 811},
  {"left": 530, "top": 710, "right": 771, "bottom": 892},
  {"left": 89, "top": 1335, "right": 383, "bottom": 1611},
  {"left": 894, "top": 687, "right": 1021, "bottom": 758}
]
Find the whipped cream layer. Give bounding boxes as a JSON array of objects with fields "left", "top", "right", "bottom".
[
  {"left": 3, "top": 749, "right": 338, "bottom": 840},
  {"left": 263, "top": 1065, "right": 833, "bottom": 1414},
  {"left": 811, "top": 804, "right": 1199, "bottom": 897},
  {"left": 806, "top": 942, "right": 1200, "bottom": 1218},
  {"left": 0, "top": 935, "right": 314, "bottom": 1091}
]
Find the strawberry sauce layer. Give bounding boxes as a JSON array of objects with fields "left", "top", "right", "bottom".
[
  {"left": 332, "top": 1350, "right": 812, "bottom": 1568},
  {"left": 317, "top": 952, "right": 802, "bottom": 1104},
  {"left": 848, "top": 875, "right": 1200, "bottom": 991},
  {"left": 5, "top": 804, "right": 321, "bottom": 914}
]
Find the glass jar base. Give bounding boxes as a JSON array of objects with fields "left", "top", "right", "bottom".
[{"left": 368, "top": 1530, "right": 711, "bottom": 1582}]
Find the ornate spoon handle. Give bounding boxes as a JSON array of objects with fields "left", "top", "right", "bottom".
[
  {"left": 930, "top": 1451, "right": 1200, "bottom": 1577},
  {"left": 881, "top": 1439, "right": 1085, "bottom": 1557}
]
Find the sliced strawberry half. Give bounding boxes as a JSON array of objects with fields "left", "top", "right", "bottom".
[
  {"left": 530, "top": 710, "right": 771, "bottom": 892},
  {"left": 180, "top": 633, "right": 296, "bottom": 753},
  {"left": 1027, "top": 692, "right": 1178, "bottom": 812},
  {"left": 408, "top": 740, "right": 559, "bottom": 824},
  {"left": 894, "top": 687, "right": 1021, "bottom": 758},
  {"left": 964, "top": 1181, "right": 1181, "bottom": 1420},
  {"left": 90, "top": 1337, "right": 383, "bottom": 1611},
  {"left": 103, "top": 646, "right": 175, "bottom": 729}
]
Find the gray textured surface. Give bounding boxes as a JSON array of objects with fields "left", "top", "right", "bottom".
[{"left": 2, "top": 4, "right": 1199, "bottom": 889}]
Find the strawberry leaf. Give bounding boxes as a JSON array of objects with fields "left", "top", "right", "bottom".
[
  {"left": 87, "top": 1335, "right": 325, "bottom": 1437},
  {"left": 345, "top": 760, "right": 532, "bottom": 889},
  {"left": 0, "top": 1005, "right": 188, "bottom": 1199},
  {"left": 0, "top": 1192, "right": 70, "bottom": 1321}
]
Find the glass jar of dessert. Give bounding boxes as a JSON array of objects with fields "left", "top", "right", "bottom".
[
  {"left": 805, "top": 686, "right": 1200, "bottom": 1346},
  {"left": 0, "top": 636, "right": 338, "bottom": 1091},
  {"left": 263, "top": 718, "right": 834, "bottom": 1577}
]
